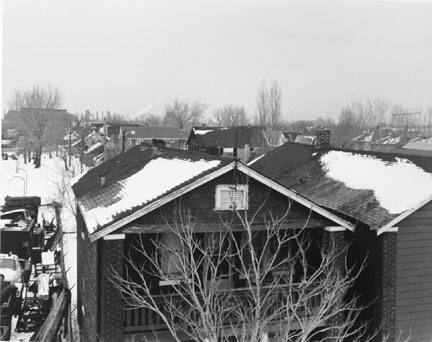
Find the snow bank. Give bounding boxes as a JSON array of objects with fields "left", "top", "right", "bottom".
[
  {"left": 320, "top": 150, "right": 432, "bottom": 214},
  {"left": 83, "top": 157, "right": 221, "bottom": 232}
]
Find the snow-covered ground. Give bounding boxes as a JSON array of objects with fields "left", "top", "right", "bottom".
[{"left": 1, "top": 154, "right": 86, "bottom": 341}]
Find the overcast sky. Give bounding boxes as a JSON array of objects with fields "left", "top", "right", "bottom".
[{"left": 3, "top": 0, "right": 432, "bottom": 121}]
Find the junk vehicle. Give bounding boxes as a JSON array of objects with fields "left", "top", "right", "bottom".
[
  {"left": 0, "top": 196, "right": 71, "bottom": 341},
  {"left": 0, "top": 196, "right": 43, "bottom": 261}
]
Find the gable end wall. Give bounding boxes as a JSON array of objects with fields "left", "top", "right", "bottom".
[{"left": 130, "top": 170, "right": 329, "bottom": 228}]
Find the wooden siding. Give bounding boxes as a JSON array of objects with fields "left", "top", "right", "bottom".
[
  {"left": 396, "top": 200, "right": 432, "bottom": 342},
  {"left": 125, "top": 170, "right": 331, "bottom": 231}
]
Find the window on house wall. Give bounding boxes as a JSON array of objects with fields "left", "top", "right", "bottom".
[
  {"left": 201, "top": 233, "right": 232, "bottom": 290},
  {"left": 215, "top": 184, "right": 248, "bottom": 210},
  {"left": 160, "top": 233, "right": 183, "bottom": 286},
  {"left": 238, "top": 231, "right": 301, "bottom": 285}
]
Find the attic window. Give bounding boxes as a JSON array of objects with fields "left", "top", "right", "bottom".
[{"left": 215, "top": 184, "right": 248, "bottom": 210}]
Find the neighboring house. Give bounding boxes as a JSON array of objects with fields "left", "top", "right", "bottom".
[
  {"left": 1, "top": 139, "right": 14, "bottom": 150},
  {"left": 3, "top": 108, "right": 76, "bottom": 151},
  {"left": 400, "top": 136, "right": 432, "bottom": 155},
  {"left": 282, "top": 131, "right": 298, "bottom": 142},
  {"left": 186, "top": 126, "right": 285, "bottom": 163},
  {"left": 72, "top": 131, "right": 105, "bottom": 153},
  {"left": 121, "top": 126, "right": 187, "bottom": 150},
  {"left": 82, "top": 142, "right": 105, "bottom": 167},
  {"left": 73, "top": 144, "right": 357, "bottom": 342},
  {"left": 62, "top": 131, "right": 81, "bottom": 145},
  {"left": 350, "top": 127, "right": 421, "bottom": 152},
  {"left": 251, "top": 141, "right": 432, "bottom": 342}
]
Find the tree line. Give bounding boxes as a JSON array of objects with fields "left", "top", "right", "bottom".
[{"left": 6, "top": 82, "right": 432, "bottom": 167}]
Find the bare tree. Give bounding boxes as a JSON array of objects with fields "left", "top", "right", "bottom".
[
  {"left": 9, "top": 84, "right": 63, "bottom": 111},
  {"left": 214, "top": 105, "right": 249, "bottom": 127},
  {"left": 113, "top": 200, "right": 372, "bottom": 342},
  {"left": 8, "top": 84, "right": 66, "bottom": 168},
  {"left": 164, "top": 99, "right": 207, "bottom": 129},
  {"left": 256, "top": 80, "right": 283, "bottom": 146},
  {"left": 256, "top": 80, "right": 282, "bottom": 130},
  {"left": 141, "top": 114, "right": 163, "bottom": 126}
]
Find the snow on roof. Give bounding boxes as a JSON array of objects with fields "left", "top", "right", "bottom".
[
  {"left": 376, "top": 135, "right": 401, "bottom": 145},
  {"left": 403, "top": 137, "right": 432, "bottom": 151},
  {"left": 86, "top": 142, "right": 104, "bottom": 153},
  {"left": 80, "top": 157, "right": 221, "bottom": 233},
  {"left": 247, "top": 153, "right": 265, "bottom": 166},
  {"left": 194, "top": 129, "right": 215, "bottom": 135},
  {"left": 294, "top": 135, "right": 316, "bottom": 145},
  {"left": 320, "top": 150, "right": 432, "bottom": 215}
]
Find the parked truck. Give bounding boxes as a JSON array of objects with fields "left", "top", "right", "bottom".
[{"left": 0, "top": 196, "right": 44, "bottom": 261}]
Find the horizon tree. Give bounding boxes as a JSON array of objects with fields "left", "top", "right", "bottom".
[
  {"left": 8, "top": 84, "right": 67, "bottom": 168},
  {"left": 164, "top": 99, "right": 207, "bottom": 129},
  {"left": 214, "top": 105, "right": 249, "bottom": 127}
]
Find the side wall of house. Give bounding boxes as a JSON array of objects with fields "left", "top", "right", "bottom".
[
  {"left": 396, "top": 201, "right": 432, "bottom": 341},
  {"left": 77, "top": 207, "right": 99, "bottom": 342}
]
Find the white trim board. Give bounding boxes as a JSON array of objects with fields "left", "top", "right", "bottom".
[
  {"left": 83, "top": 161, "right": 354, "bottom": 242},
  {"left": 103, "top": 234, "right": 126, "bottom": 240},
  {"left": 323, "top": 226, "right": 346, "bottom": 232}
]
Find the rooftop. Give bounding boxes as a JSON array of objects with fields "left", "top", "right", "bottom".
[
  {"left": 123, "top": 126, "right": 187, "bottom": 139},
  {"left": 188, "top": 126, "right": 267, "bottom": 148},
  {"left": 251, "top": 142, "right": 432, "bottom": 230},
  {"left": 72, "top": 145, "right": 230, "bottom": 234}
]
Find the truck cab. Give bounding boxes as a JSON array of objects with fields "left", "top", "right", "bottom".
[
  {"left": 1, "top": 208, "right": 31, "bottom": 222},
  {"left": 0, "top": 253, "right": 23, "bottom": 286}
]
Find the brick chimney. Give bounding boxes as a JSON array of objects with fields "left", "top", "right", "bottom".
[{"left": 315, "top": 129, "right": 331, "bottom": 147}]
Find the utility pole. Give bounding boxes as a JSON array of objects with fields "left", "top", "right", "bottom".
[
  {"left": 68, "top": 122, "right": 72, "bottom": 168},
  {"left": 122, "top": 129, "right": 126, "bottom": 153},
  {"left": 80, "top": 125, "right": 85, "bottom": 173}
]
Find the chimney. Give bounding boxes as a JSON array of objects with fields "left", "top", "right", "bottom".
[
  {"left": 316, "top": 129, "right": 331, "bottom": 147},
  {"left": 242, "top": 144, "right": 251, "bottom": 163},
  {"left": 100, "top": 175, "right": 106, "bottom": 186}
]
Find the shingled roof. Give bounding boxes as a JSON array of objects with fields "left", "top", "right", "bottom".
[
  {"left": 188, "top": 126, "right": 267, "bottom": 148},
  {"left": 123, "top": 126, "right": 187, "bottom": 139},
  {"left": 72, "top": 145, "right": 230, "bottom": 235},
  {"left": 73, "top": 142, "right": 358, "bottom": 241},
  {"left": 251, "top": 142, "right": 432, "bottom": 231}
]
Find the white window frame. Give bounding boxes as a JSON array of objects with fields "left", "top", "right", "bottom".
[
  {"left": 159, "top": 233, "right": 183, "bottom": 286},
  {"left": 214, "top": 184, "right": 249, "bottom": 211}
]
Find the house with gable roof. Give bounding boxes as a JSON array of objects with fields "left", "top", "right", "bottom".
[
  {"left": 186, "top": 126, "right": 286, "bottom": 163},
  {"left": 121, "top": 125, "right": 188, "bottom": 150},
  {"left": 251, "top": 141, "right": 432, "bottom": 342},
  {"left": 72, "top": 144, "right": 359, "bottom": 342}
]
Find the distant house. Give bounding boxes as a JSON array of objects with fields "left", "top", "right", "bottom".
[
  {"left": 1, "top": 139, "right": 14, "bottom": 149},
  {"left": 400, "top": 136, "right": 432, "bottom": 154},
  {"left": 72, "top": 144, "right": 355, "bottom": 342},
  {"left": 350, "top": 127, "right": 421, "bottom": 152},
  {"left": 282, "top": 131, "right": 298, "bottom": 142},
  {"left": 62, "top": 131, "right": 80, "bottom": 145},
  {"left": 251, "top": 141, "right": 432, "bottom": 341},
  {"left": 121, "top": 126, "right": 187, "bottom": 150},
  {"left": 82, "top": 142, "right": 105, "bottom": 167},
  {"left": 186, "top": 126, "right": 286, "bottom": 163}
]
